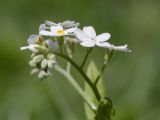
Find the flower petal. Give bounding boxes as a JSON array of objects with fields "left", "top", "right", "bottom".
[
  {"left": 62, "top": 21, "right": 79, "bottom": 28},
  {"left": 50, "top": 25, "right": 63, "bottom": 33},
  {"left": 113, "top": 44, "right": 131, "bottom": 52},
  {"left": 39, "top": 24, "right": 46, "bottom": 32},
  {"left": 39, "top": 30, "right": 54, "bottom": 36},
  {"left": 46, "top": 40, "right": 58, "bottom": 50},
  {"left": 64, "top": 27, "right": 77, "bottom": 34},
  {"left": 20, "top": 46, "right": 29, "bottom": 50},
  {"left": 20, "top": 45, "right": 39, "bottom": 52},
  {"left": 96, "top": 33, "right": 111, "bottom": 42},
  {"left": 27, "top": 35, "right": 39, "bottom": 44},
  {"left": 96, "top": 42, "right": 112, "bottom": 48},
  {"left": 74, "top": 29, "right": 91, "bottom": 42},
  {"left": 45, "top": 20, "right": 57, "bottom": 26},
  {"left": 83, "top": 26, "right": 96, "bottom": 38},
  {"left": 80, "top": 41, "right": 95, "bottom": 47}
]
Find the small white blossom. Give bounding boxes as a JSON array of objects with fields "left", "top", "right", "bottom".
[
  {"left": 74, "top": 26, "right": 130, "bottom": 52},
  {"left": 39, "top": 24, "right": 77, "bottom": 37}
]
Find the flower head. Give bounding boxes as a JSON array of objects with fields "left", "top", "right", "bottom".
[
  {"left": 74, "top": 26, "right": 111, "bottom": 47},
  {"left": 39, "top": 20, "right": 79, "bottom": 37},
  {"left": 74, "top": 26, "right": 130, "bottom": 52}
]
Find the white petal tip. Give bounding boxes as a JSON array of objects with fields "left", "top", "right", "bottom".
[
  {"left": 113, "top": 44, "right": 131, "bottom": 52},
  {"left": 20, "top": 46, "right": 28, "bottom": 51}
]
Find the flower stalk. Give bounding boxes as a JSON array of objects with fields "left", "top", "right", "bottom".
[
  {"left": 81, "top": 47, "right": 93, "bottom": 69},
  {"left": 53, "top": 51, "right": 101, "bottom": 101},
  {"left": 54, "top": 65, "right": 96, "bottom": 112},
  {"left": 94, "top": 49, "right": 111, "bottom": 85},
  {"left": 66, "top": 42, "right": 73, "bottom": 74}
]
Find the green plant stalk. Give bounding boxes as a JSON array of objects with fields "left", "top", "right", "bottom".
[
  {"left": 81, "top": 47, "right": 93, "bottom": 69},
  {"left": 53, "top": 51, "right": 101, "bottom": 101},
  {"left": 94, "top": 63, "right": 107, "bottom": 86},
  {"left": 94, "top": 52, "right": 109, "bottom": 85},
  {"left": 54, "top": 65, "right": 96, "bottom": 112},
  {"left": 66, "top": 44, "right": 73, "bottom": 74},
  {"left": 57, "top": 37, "right": 64, "bottom": 54}
]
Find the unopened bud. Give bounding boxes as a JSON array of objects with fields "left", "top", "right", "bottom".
[
  {"left": 41, "top": 59, "right": 48, "bottom": 69},
  {"left": 29, "top": 60, "right": 37, "bottom": 67},
  {"left": 38, "top": 70, "right": 47, "bottom": 80},
  {"left": 32, "top": 55, "right": 44, "bottom": 63},
  {"left": 31, "top": 68, "right": 39, "bottom": 75},
  {"left": 47, "top": 60, "right": 56, "bottom": 69}
]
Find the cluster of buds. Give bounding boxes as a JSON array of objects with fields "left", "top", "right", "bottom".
[{"left": 21, "top": 35, "right": 56, "bottom": 79}]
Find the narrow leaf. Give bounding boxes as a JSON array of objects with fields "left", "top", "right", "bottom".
[{"left": 84, "top": 61, "right": 107, "bottom": 120}]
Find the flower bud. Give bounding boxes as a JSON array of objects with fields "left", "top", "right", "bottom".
[
  {"left": 29, "top": 60, "right": 37, "bottom": 67},
  {"left": 31, "top": 68, "right": 39, "bottom": 75},
  {"left": 32, "top": 55, "right": 44, "bottom": 63},
  {"left": 47, "top": 60, "right": 56, "bottom": 69},
  {"left": 47, "top": 53, "right": 55, "bottom": 60},
  {"left": 41, "top": 59, "right": 48, "bottom": 69},
  {"left": 38, "top": 70, "right": 47, "bottom": 80}
]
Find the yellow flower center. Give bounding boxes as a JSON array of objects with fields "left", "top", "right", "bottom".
[{"left": 56, "top": 30, "right": 64, "bottom": 35}]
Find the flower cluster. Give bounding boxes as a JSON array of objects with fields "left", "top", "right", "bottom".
[
  {"left": 21, "top": 35, "right": 56, "bottom": 79},
  {"left": 21, "top": 20, "right": 130, "bottom": 79}
]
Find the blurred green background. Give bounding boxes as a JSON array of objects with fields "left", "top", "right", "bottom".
[{"left": 0, "top": 0, "right": 160, "bottom": 120}]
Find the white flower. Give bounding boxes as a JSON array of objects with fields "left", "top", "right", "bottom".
[
  {"left": 74, "top": 26, "right": 130, "bottom": 52},
  {"left": 39, "top": 24, "right": 77, "bottom": 37}
]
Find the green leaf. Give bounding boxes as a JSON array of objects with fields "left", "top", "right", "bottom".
[{"left": 84, "top": 61, "right": 107, "bottom": 120}]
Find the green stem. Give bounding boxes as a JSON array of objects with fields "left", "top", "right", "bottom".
[
  {"left": 94, "top": 63, "right": 107, "bottom": 86},
  {"left": 54, "top": 52, "right": 101, "bottom": 101},
  {"left": 80, "top": 47, "right": 93, "bottom": 69},
  {"left": 57, "top": 37, "right": 64, "bottom": 54},
  {"left": 66, "top": 44, "right": 73, "bottom": 74},
  {"left": 60, "top": 46, "right": 63, "bottom": 54},
  {"left": 54, "top": 65, "right": 96, "bottom": 112},
  {"left": 94, "top": 52, "right": 108, "bottom": 85}
]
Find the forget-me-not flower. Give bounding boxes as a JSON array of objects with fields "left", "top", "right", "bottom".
[{"left": 74, "top": 26, "right": 130, "bottom": 52}]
